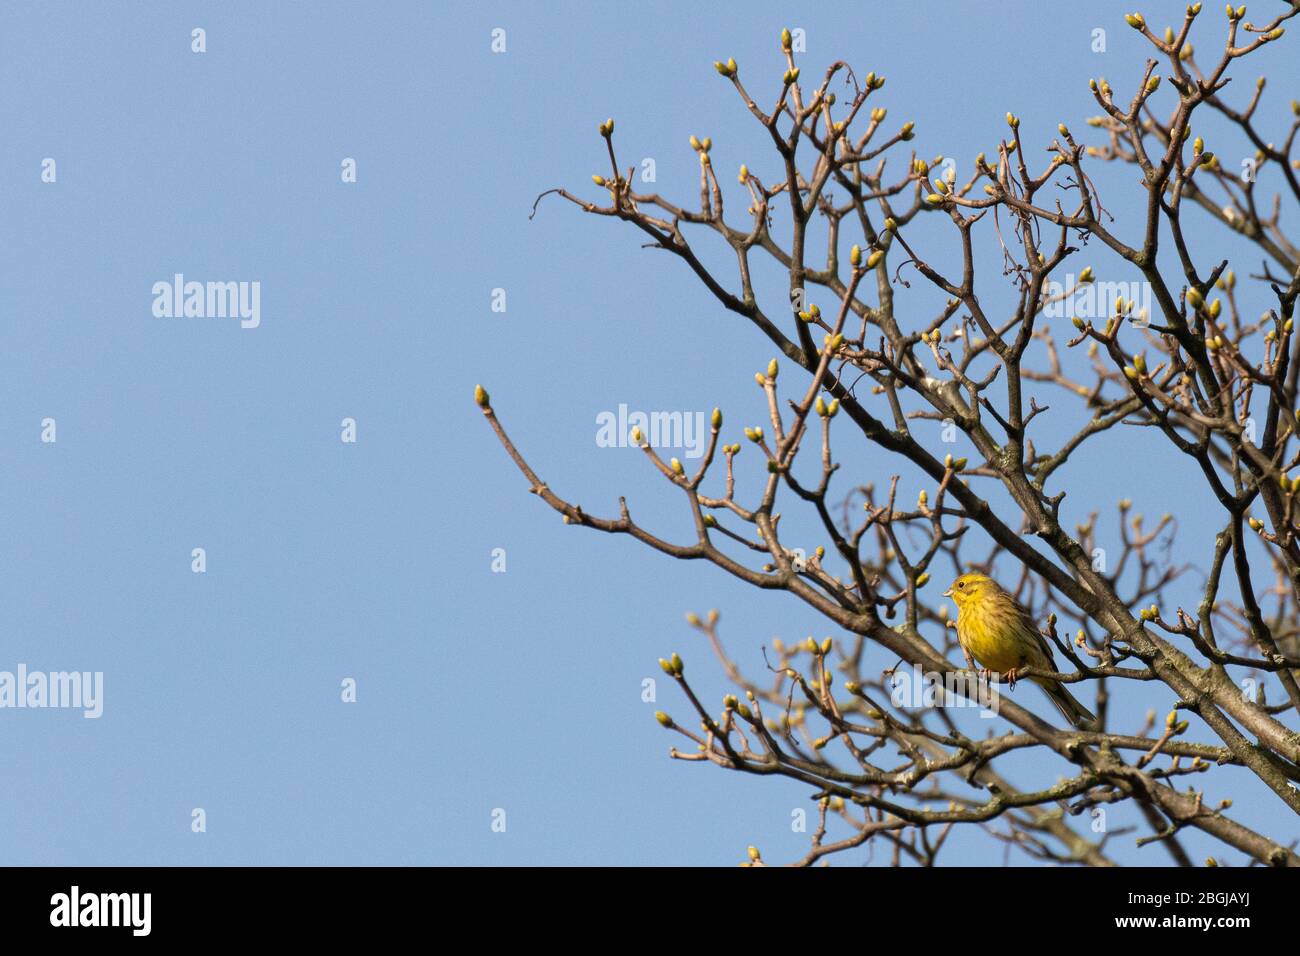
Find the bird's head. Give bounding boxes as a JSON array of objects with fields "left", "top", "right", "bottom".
[{"left": 943, "top": 572, "right": 998, "bottom": 610}]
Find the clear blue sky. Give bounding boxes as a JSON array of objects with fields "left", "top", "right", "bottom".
[{"left": 1, "top": 1, "right": 1294, "bottom": 865}]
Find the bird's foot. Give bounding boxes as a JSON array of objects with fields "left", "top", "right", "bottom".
[{"left": 1004, "top": 667, "right": 1019, "bottom": 690}]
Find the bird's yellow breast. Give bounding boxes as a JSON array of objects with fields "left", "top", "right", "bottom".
[{"left": 957, "top": 601, "right": 1035, "bottom": 672}]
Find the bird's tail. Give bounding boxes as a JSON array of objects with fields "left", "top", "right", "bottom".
[{"left": 1033, "top": 677, "right": 1097, "bottom": 730}]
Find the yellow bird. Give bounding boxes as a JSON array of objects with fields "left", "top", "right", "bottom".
[{"left": 944, "top": 572, "right": 1097, "bottom": 730}]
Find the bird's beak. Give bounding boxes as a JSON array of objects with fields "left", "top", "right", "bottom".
[{"left": 942, "top": 589, "right": 953, "bottom": 597}]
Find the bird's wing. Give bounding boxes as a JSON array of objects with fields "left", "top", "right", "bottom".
[{"left": 1012, "top": 598, "right": 1059, "bottom": 671}]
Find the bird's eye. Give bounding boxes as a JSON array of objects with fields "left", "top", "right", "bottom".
[{"left": 957, "top": 581, "right": 965, "bottom": 589}]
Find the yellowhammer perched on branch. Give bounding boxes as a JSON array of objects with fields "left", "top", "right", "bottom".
[{"left": 946, "top": 573, "right": 1097, "bottom": 730}]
